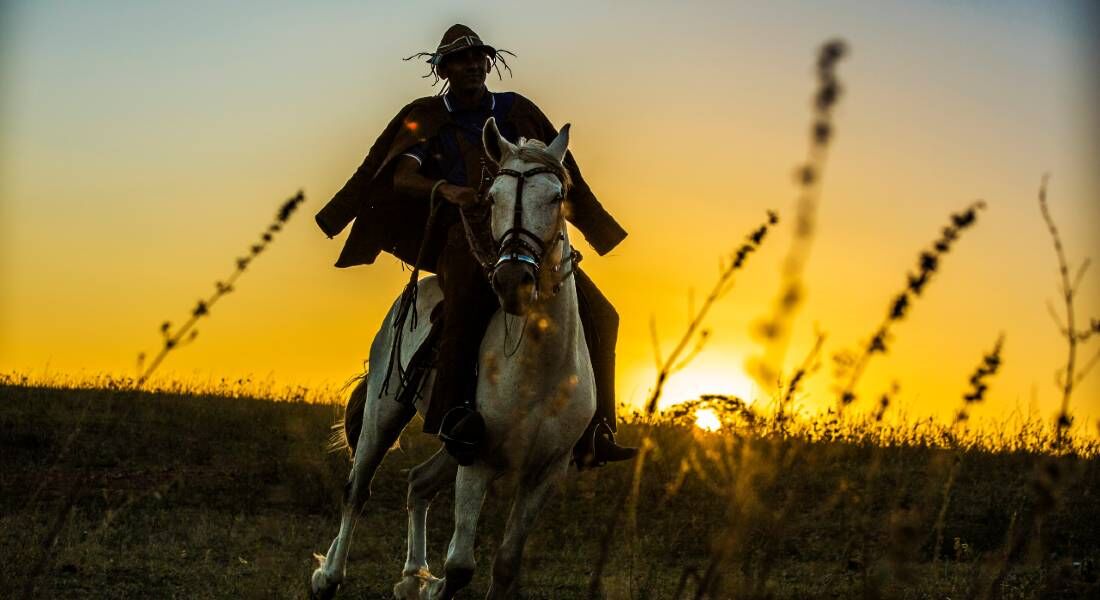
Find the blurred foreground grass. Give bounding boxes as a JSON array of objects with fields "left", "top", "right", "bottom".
[{"left": 2, "top": 383, "right": 1097, "bottom": 599}]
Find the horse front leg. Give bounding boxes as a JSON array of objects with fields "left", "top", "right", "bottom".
[
  {"left": 422, "top": 464, "right": 494, "bottom": 600},
  {"left": 311, "top": 396, "right": 413, "bottom": 599},
  {"left": 393, "top": 449, "right": 457, "bottom": 600},
  {"left": 486, "top": 456, "right": 569, "bottom": 599}
]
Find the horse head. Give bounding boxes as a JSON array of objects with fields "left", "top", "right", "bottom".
[{"left": 481, "top": 116, "right": 572, "bottom": 315}]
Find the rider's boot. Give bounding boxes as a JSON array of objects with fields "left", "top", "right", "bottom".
[
  {"left": 596, "top": 427, "right": 638, "bottom": 463},
  {"left": 575, "top": 418, "right": 638, "bottom": 469},
  {"left": 573, "top": 271, "right": 637, "bottom": 469}
]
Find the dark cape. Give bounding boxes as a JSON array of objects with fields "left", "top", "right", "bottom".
[{"left": 315, "top": 93, "right": 627, "bottom": 271}]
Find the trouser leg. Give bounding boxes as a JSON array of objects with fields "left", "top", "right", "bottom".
[
  {"left": 424, "top": 223, "right": 498, "bottom": 434},
  {"left": 575, "top": 269, "right": 620, "bottom": 432}
]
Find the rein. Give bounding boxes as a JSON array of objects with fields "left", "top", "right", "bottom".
[{"left": 383, "top": 190, "right": 445, "bottom": 398}]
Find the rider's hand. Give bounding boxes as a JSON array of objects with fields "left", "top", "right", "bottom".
[{"left": 438, "top": 184, "right": 480, "bottom": 207}]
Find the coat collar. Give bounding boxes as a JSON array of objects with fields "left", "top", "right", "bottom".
[{"left": 442, "top": 90, "right": 495, "bottom": 113}]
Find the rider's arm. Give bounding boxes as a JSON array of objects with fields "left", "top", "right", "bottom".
[
  {"left": 394, "top": 156, "right": 480, "bottom": 207},
  {"left": 393, "top": 156, "right": 439, "bottom": 200}
]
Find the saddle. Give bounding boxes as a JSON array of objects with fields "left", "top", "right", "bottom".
[
  {"left": 341, "top": 301, "right": 443, "bottom": 457},
  {"left": 394, "top": 301, "right": 445, "bottom": 409}
]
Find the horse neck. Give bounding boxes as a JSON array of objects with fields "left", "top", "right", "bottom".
[{"left": 512, "top": 222, "right": 585, "bottom": 358}]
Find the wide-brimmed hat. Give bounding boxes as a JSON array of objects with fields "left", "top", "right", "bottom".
[{"left": 427, "top": 24, "right": 497, "bottom": 65}]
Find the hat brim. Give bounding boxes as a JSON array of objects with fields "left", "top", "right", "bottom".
[{"left": 429, "top": 44, "right": 497, "bottom": 66}]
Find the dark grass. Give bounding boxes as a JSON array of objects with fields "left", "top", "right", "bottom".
[{"left": 3, "top": 384, "right": 1098, "bottom": 598}]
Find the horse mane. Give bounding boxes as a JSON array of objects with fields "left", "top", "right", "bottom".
[{"left": 503, "top": 138, "right": 573, "bottom": 192}]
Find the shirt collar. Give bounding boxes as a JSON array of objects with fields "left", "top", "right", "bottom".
[{"left": 443, "top": 90, "right": 495, "bottom": 113}]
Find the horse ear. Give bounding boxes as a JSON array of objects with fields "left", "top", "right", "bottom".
[
  {"left": 482, "top": 117, "right": 514, "bottom": 166},
  {"left": 546, "top": 123, "right": 570, "bottom": 163}
]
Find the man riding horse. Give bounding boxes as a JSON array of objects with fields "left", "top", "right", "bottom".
[{"left": 315, "top": 24, "right": 635, "bottom": 468}]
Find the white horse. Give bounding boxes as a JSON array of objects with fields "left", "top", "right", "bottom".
[{"left": 310, "top": 117, "right": 596, "bottom": 600}]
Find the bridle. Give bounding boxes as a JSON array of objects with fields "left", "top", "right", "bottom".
[
  {"left": 461, "top": 165, "right": 582, "bottom": 299},
  {"left": 493, "top": 166, "right": 562, "bottom": 280}
]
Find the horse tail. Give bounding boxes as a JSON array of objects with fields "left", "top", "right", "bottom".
[{"left": 328, "top": 367, "right": 370, "bottom": 459}]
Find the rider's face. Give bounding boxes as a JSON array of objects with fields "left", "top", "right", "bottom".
[{"left": 439, "top": 48, "right": 490, "bottom": 93}]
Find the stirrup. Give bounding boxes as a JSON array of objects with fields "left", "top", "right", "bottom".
[
  {"left": 439, "top": 406, "right": 484, "bottom": 466},
  {"left": 575, "top": 420, "right": 637, "bottom": 470},
  {"left": 595, "top": 427, "right": 638, "bottom": 463}
]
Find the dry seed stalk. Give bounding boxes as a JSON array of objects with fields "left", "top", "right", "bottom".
[
  {"left": 835, "top": 200, "right": 986, "bottom": 408},
  {"left": 1038, "top": 175, "right": 1098, "bottom": 445},
  {"left": 746, "top": 39, "right": 848, "bottom": 391},
  {"left": 136, "top": 191, "right": 305, "bottom": 387},
  {"left": 644, "top": 211, "right": 778, "bottom": 414}
]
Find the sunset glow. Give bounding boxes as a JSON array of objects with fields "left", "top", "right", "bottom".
[
  {"left": 644, "top": 365, "right": 759, "bottom": 413},
  {"left": 694, "top": 408, "right": 723, "bottom": 432},
  {"left": 6, "top": 6, "right": 1100, "bottom": 598},
  {"left": 1, "top": 1, "right": 1097, "bottom": 429}
]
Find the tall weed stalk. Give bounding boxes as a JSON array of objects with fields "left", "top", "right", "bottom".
[{"left": 136, "top": 191, "right": 305, "bottom": 386}]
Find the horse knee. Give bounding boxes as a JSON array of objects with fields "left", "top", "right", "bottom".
[
  {"left": 407, "top": 453, "right": 454, "bottom": 504},
  {"left": 407, "top": 467, "right": 432, "bottom": 501},
  {"left": 343, "top": 478, "right": 370, "bottom": 510}
]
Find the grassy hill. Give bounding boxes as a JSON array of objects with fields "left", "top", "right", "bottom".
[{"left": 1, "top": 384, "right": 1097, "bottom": 598}]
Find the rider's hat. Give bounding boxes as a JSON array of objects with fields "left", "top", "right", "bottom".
[{"left": 427, "top": 24, "right": 497, "bottom": 65}]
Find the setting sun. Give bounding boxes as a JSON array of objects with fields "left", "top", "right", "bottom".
[
  {"left": 639, "top": 364, "right": 759, "bottom": 413},
  {"left": 694, "top": 408, "right": 722, "bottom": 432}
]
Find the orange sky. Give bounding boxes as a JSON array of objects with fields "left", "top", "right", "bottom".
[{"left": 2, "top": 1, "right": 1098, "bottom": 428}]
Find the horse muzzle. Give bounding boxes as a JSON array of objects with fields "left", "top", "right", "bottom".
[{"left": 491, "top": 257, "right": 538, "bottom": 316}]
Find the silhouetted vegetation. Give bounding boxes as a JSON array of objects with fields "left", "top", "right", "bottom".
[
  {"left": 834, "top": 200, "right": 987, "bottom": 409},
  {"left": 1, "top": 384, "right": 1096, "bottom": 598},
  {"left": 643, "top": 210, "right": 779, "bottom": 416},
  {"left": 578, "top": 39, "right": 1100, "bottom": 600},
  {"left": 136, "top": 191, "right": 305, "bottom": 387},
  {"left": 746, "top": 39, "right": 847, "bottom": 391},
  {"left": 1038, "top": 175, "right": 1099, "bottom": 446}
]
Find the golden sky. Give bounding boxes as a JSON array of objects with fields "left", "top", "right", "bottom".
[{"left": 2, "top": 1, "right": 1098, "bottom": 426}]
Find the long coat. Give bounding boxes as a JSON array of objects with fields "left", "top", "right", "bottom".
[{"left": 315, "top": 93, "right": 627, "bottom": 271}]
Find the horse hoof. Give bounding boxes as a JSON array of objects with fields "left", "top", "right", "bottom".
[
  {"left": 309, "top": 568, "right": 341, "bottom": 600},
  {"left": 393, "top": 575, "right": 422, "bottom": 600},
  {"left": 421, "top": 576, "right": 447, "bottom": 600}
]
